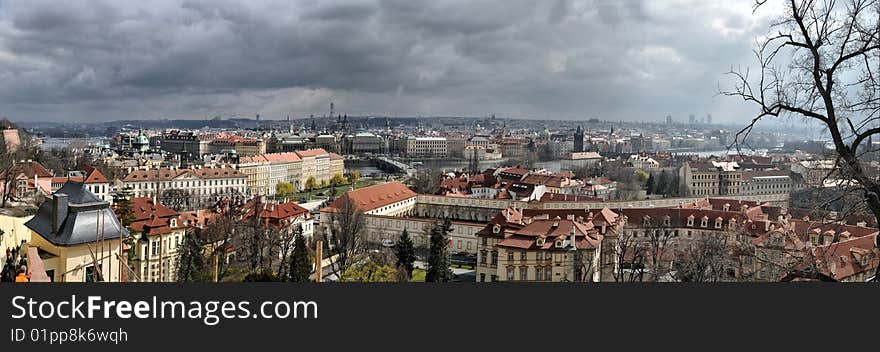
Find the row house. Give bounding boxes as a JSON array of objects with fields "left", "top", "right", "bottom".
[{"left": 475, "top": 206, "right": 622, "bottom": 282}]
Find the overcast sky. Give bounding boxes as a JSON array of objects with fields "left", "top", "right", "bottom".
[{"left": 0, "top": 0, "right": 783, "bottom": 123}]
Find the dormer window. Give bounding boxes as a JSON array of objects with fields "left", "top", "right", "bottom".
[
  {"left": 687, "top": 216, "right": 694, "bottom": 227},
  {"left": 555, "top": 240, "right": 565, "bottom": 248},
  {"left": 700, "top": 217, "right": 708, "bottom": 228},
  {"left": 663, "top": 216, "right": 671, "bottom": 226},
  {"left": 493, "top": 224, "right": 501, "bottom": 234},
  {"left": 170, "top": 218, "right": 177, "bottom": 228},
  {"left": 536, "top": 238, "right": 545, "bottom": 247},
  {"left": 714, "top": 218, "right": 722, "bottom": 229},
  {"left": 723, "top": 203, "right": 730, "bottom": 211}
]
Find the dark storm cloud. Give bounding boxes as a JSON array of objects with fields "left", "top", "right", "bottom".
[{"left": 0, "top": 0, "right": 780, "bottom": 122}]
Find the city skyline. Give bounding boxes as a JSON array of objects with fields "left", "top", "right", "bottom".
[{"left": 0, "top": 0, "right": 782, "bottom": 123}]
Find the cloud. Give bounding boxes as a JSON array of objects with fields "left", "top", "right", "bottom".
[{"left": 0, "top": 0, "right": 779, "bottom": 122}]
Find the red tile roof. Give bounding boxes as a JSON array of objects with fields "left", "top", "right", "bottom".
[
  {"left": 295, "top": 148, "right": 329, "bottom": 158},
  {"left": 81, "top": 164, "right": 109, "bottom": 183},
  {"left": 243, "top": 200, "right": 312, "bottom": 224},
  {"left": 808, "top": 233, "right": 879, "bottom": 281},
  {"left": 127, "top": 197, "right": 180, "bottom": 235},
  {"left": 322, "top": 181, "right": 416, "bottom": 213},
  {"left": 0, "top": 161, "right": 53, "bottom": 179}
]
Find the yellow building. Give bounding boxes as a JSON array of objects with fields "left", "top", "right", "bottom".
[{"left": 23, "top": 182, "right": 127, "bottom": 282}]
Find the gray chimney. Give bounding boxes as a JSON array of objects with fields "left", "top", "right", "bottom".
[{"left": 52, "top": 194, "right": 68, "bottom": 234}]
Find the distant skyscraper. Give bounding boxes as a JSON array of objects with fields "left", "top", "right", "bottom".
[
  {"left": 666, "top": 115, "right": 673, "bottom": 125},
  {"left": 707, "top": 114, "right": 713, "bottom": 125},
  {"left": 688, "top": 114, "right": 695, "bottom": 124},
  {"left": 574, "top": 126, "right": 584, "bottom": 152}
]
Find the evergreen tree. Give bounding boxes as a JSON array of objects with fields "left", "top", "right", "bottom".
[
  {"left": 395, "top": 228, "right": 416, "bottom": 276},
  {"left": 666, "top": 174, "right": 681, "bottom": 197},
  {"left": 645, "top": 173, "right": 655, "bottom": 194},
  {"left": 468, "top": 151, "right": 480, "bottom": 175},
  {"left": 176, "top": 229, "right": 209, "bottom": 282},
  {"left": 112, "top": 189, "right": 135, "bottom": 230},
  {"left": 288, "top": 231, "right": 312, "bottom": 282},
  {"left": 426, "top": 218, "right": 453, "bottom": 282},
  {"left": 655, "top": 171, "right": 669, "bottom": 197}
]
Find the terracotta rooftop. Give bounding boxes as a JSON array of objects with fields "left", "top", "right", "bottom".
[
  {"left": 322, "top": 181, "right": 416, "bottom": 213},
  {"left": 82, "top": 164, "right": 109, "bottom": 184},
  {"left": 0, "top": 161, "right": 53, "bottom": 179},
  {"left": 295, "top": 148, "right": 329, "bottom": 158}
]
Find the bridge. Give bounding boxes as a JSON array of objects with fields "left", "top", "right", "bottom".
[{"left": 374, "top": 157, "right": 415, "bottom": 176}]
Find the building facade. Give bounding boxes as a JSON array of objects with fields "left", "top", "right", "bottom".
[
  {"left": 404, "top": 136, "right": 447, "bottom": 158},
  {"left": 121, "top": 165, "right": 248, "bottom": 209}
]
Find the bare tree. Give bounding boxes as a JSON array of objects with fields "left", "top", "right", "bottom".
[
  {"left": 200, "top": 197, "right": 245, "bottom": 281},
  {"left": 161, "top": 189, "right": 192, "bottom": 212},
  {"left": 726, "top": 0, "right": 880, "bottom": 224},
  {"left": 326, "top": 197, "right": 366, "bottom": 277},
  {"left": 572, "top": 249, "right": 597, "bottom": 282},
  {"left": 674, "top": 234, "right": 728, "bottom": 282},
  {"left": 611, "top": 230, "right": 648, "bottom": 282},
  {"left": 727, "top": 0, "right": 880, "bottom": 279},
  {"left": 643, "top": 224, "right": 678, "bottom": 281},
  {"left": 276, "top": 224, "right": 302, "bottom": 279},
  {"left": 409, "top": 167, "right": 441, "bottom": 194}
]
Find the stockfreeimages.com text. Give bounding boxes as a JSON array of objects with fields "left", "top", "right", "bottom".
[{"left": 10, "top": 295, "right": 317, "bottom": 326}]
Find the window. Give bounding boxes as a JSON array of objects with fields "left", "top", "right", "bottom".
[
  {"left": 84, "top": 264, "right": 102, "bottom": 282},
  {"left": 520, "top": 252, "right": 527, "bottom": 261},
  {"left": 491, "top": 251, "right": 498, "bottom": 265},
  {"left": 545, "top": 252, "right": 551, "bottom": 260},
  {"left": 535, "top": 267, "right": 543, "bottom": 281},
  {"left": 544, "top": 268, "right": 553, "bottom": 281},
  {"left": 482, "top": 237, "right": 487, "bottom": 246},
  {"left": 507, "top": 267, "right": 514, "bottom": 280},
  {"left": 520, "top": 267, "right": 528, "bottom": 281},
  {"left": 507, "top": 251, "right": 514, "bottom": 261},
  {"left": 480, "top": 273, "right": 486, "bottom": 282}
]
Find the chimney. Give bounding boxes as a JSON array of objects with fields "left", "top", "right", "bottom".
[{"left": 52, "top": 194, "right": 69, "bottom": 234}]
